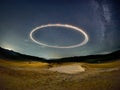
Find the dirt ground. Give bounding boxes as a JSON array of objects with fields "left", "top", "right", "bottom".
[{"left": 0, "top": 59, "right": 120, "bottom": 90}]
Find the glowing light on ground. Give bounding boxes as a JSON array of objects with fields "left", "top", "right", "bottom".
[
  {"left": 30, "top": 24, "right": 89, "bottom": 48},
  {"left": 5, "top": 48, "right": 12, "bottom": 50},
  {"left": 2, "top": 44, "right": 15, "bottom": 50}
]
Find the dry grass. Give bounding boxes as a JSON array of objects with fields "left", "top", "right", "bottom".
[
  {"left": 0, "top": 59, "right": 120, "bottom": 90},
  {"left": 0, "top": 59, "right": 48, "bottom": 68},
  {"left": 83, "top": 60, "right": 120, "bottom": 68}
]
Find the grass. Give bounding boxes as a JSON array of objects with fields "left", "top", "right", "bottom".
[
  {"left": 83, "top": 60, "right": 120, "bottom": 68},
  {"left": 0, "top": 59, "right": 120, "bottom": 90},
  {"left": 0, "top": 59, "right": 48, "bottom": 68}
]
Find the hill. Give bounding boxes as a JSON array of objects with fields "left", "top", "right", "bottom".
[
  {"left": 0, "top": 47, "right": 46, "bottom": 62},
  {"left": 0, "top": 47, "right": 120, "bottom": 63}
]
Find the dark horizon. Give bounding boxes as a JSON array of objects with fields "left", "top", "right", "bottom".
[{"left": 0, "top": 47, "right": 120, "bottom": 63}]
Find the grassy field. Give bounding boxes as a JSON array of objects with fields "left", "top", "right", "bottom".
[{"left": 0, "top": 59, "right": 120, "bottom": 90}]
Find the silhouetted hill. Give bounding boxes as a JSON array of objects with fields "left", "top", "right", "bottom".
[
  {"left": 0, "top": 47, "right": 120, "bottom": 63},
  {"left": 0, "top": 47, "right": 46, "bottom": 62},
  {"left": 48, "top": 50, "right": 120, "bottom": 63}
]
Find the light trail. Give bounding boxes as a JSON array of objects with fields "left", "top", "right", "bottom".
[{"left": 30, "top": 24, "right": 89, "bottom": 48}]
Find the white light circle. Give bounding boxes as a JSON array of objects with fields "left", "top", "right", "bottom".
[{"left": 30, "top": 24, "right": 89, "bottom": 48}]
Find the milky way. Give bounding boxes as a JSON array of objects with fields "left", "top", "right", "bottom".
[{"left": 0, "top": 0, "right": 119, "bottom": 59}]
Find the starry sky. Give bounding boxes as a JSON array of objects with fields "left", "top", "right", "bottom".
[{"left": 0, "top": 0, "right": 120, "bottom": 59}]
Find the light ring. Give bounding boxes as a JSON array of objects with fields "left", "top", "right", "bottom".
[{"left": 30, "top": 24, "right": 89, "bottom": 48}]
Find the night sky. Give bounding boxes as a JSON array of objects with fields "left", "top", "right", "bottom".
[{"left": 0, "top": 0, "right": 120, "bottom": 59}]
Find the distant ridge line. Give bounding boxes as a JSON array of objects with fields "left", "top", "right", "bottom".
[{"left": 0, "top": 47, "right": 120, "bottom": 63}]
